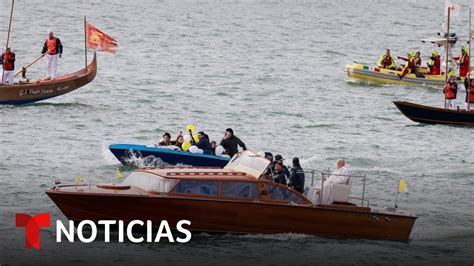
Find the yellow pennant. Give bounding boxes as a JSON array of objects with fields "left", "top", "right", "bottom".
[
  {"left": 115, "top": 168, "right": 123, "bottom": 179},
  {"left": 398, "top": 179, "right": 407, "bottom": 193},
  {"left": 75, "top": 176, "right": 83, "bottom": 185}
]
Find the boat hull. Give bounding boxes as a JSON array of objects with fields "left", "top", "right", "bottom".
[
  {"left": 393, "top": 101, "right": 474, "bottom": 125},
  {"left": 346, "top": 63, "right": 463, "bottom": 87},
  {"left": 0, "top": 53, "right": 97, "bottom": 105},
  {"left": 47, "top": 190, "right": 416, "bottom": 241},
  {"left": 109, "top": 144, "right": 230, "bottom": 167}
]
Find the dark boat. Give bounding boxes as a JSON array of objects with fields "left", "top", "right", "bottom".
[
  {"left": 0, "top": 52, "right": 97, "bottom": 105},
  {"left": 393, "top": 101, "right": 474, "bottom": 125},
  {"left": 47, "top": 151, "right": 417, "bottom": 241},
  {"left": 109, "top": 143, "right": 230, "bottom": 167}
]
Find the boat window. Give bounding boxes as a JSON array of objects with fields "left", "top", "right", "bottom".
[
  {"left": 220, "top": 181, "right": 258, "bottom": 199},
  {"left": 171, "top": 180, "right": 217, "bottom": 195},
  {"left": 267, "top": 184, "right": 304, "bottom": 203},
  {"left": 224, "top": 150, "right": 270, "bottom": 179},
  {"left": 121, "top": 172, "right": 177, "bottom": 193}
]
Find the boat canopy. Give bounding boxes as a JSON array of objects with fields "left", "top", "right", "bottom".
[
  {"left": 224, "top": 150, "right": 270, "bottom": 179},
  {"left": 421, "top": 37, "right": 457, "bottom": 46},
  {"left": 121, "top": 172, "right": 177, "bottom": 192}
]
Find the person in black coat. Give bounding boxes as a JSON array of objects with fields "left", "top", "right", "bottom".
[
  {"left": 289, "top": 157, "right": 305, "bottom": 193},
  {"left": 220, "top": 128, "right": 246, "bottom": 158},
  {"left": 272, "top": 160, "right": 287, "bottom": 185},
  {"left": 193, "top": 131, "right": 212, "bottom": 155}
]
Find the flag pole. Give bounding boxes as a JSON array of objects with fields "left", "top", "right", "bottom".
[
  {"left": 84, "top": 16, "right": 88, "bottom": 69},
  {"left": 394, "top": 179, "right": 400, "bottom": 209},
  {"left": 2, "top": 0, "right": 15, "bottom": 84},
  {"left": 444, "top": 8, "right": 451, "bottom": 109},
  {"left": 468, "top": 8, "right": 472, "bottom": 110}
]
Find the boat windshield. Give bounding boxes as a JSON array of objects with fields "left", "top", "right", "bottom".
[
  {"left": 121, "top": 172, "right": 177, "bottom": 193},
  {"left": 223, "top": 150, "right": 270, "bottom": 179}
]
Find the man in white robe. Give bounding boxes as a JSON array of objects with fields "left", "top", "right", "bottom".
[{"left": 308, "top": 159, "right": 351, "bottom": 204}]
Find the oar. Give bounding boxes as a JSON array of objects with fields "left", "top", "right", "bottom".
[{"left": 14, "top": 47, "right": 55, "bottom": 78}]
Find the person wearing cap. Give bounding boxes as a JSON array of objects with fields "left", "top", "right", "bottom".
[
  {"left": 1, "top": 47, "right": 15, "bottom": 84},
  {"left": 289, "top": 157, "right": 305, "bottom": 193},
  {"left": 377, "top": 49, "right": 397, "bottom": 70},
  {"left": 272, "top": 154, "right": 290, "bottom": 177},
  {"left": 189, "top": 131, "right": 212, "bottom": 155},
  {"left": 219, "top": 128, "right": 246, "bottom": 158},
  {"left": 272, "top": 160, "right": 287, "bottom": 185},
  {"left": 41, "top": 31, "right": 63, "bottom": 80},
  {"left": 444, "top": 75, "right": 458, "bottom": 109},
  {"left": 453, "top": 47, "right": 470, "bottom": 78},
  {"left": 397, "top": 51, "right": 416, "bottom": 79},
  {"left": 427, "top": 50, "right": 441, "bottom": 75}
]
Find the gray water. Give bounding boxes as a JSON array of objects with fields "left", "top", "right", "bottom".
[{"left": 1, "top": 0, "right": 473, "bottom": 264}]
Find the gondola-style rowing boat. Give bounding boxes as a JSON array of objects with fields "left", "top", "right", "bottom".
[
  {"left": 393, "top": 101, "right": 474, "bottom": 125},
  {"left": 0, "top": 52, "right": 97, "bottom": 105}
]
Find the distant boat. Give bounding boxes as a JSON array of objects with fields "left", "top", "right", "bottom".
[
  {"left": 345, "top": 63, "right": 464, "bottom": 87},
  {"left": 393, "top": 101, "right": 474, "bottom": 126},
  {"left": 0, "top": 52, "right": 97, "bottom": 105},
  {"left": 109, "top": 143, "right": 230, "bottom": 168}
]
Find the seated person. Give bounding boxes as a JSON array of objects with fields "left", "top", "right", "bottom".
[
  {"left": 189, "top": 131, "right": 212, "bottom": 155},
  {"left": 272, "top": 160, "right": 288, "bottom": 185},
  {"left": 175, "top": 135, "right": 184, "bottom": 150},
  {"left": 427, "top": 50, "right": 441, "bottom": 75},
  {"left": 307, "top": 159, "right": 351, "bottom": 204},
  {"left": 157, "top": 132, "right": 175, "bottom": 146},
  {"left": 377, "top": 49, "right": 397, "bottom": 70},
  {"left": 397, "top": 52, "right": 416, "bottom": 79}
]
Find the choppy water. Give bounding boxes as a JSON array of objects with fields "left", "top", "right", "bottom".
[{"left": 1, "top": 0, "right": 473, "bottom": 264}]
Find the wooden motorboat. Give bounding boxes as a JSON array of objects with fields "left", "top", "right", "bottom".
[
  {"left": 47, "top": 151, "right": 417, "bottom": 241},
  {"left": 394, "top": 101, "right": 474, "bottom": 125},
  {"left": 0, "top": 52, "right": 97, "bottom": 105},
  {"left": 109, "top": 143, "right": 230, "bottom": 167}
]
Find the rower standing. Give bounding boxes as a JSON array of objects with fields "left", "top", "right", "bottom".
[
  {"left": 41, "top": 31, "right": 63, "bottom": 80},
  {"left": 1, "top": 47, "right": 15, "bottom": 84},
  {"left": 444, "top": 75, "right": 458, "bottom": 110}
]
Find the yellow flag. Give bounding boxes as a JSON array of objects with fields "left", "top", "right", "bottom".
[
  {"left": 115, "top": 168, "right": 123, "bottom": 179},
  {"left": 75, "top": 176, "right": 83, "bottom": 185},
  {"left": 398, "top": 179, "right": 407, "bottom": 193}
]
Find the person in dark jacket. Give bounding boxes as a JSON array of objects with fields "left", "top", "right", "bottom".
[
  {"left": 289, "top": 157, "right": 305, "bottom": 193},
  {"left": 274, "top": 154, "right": 290, "bottom": 177},
  {"left": 158, "top": 132, "right": 174, "bottom": 146},
  {"left": 220, "top": 128, "right": 246, "bottom": 158},
  {"left": 272, "top": 160, "right": 287, "bottom": 185},
  {"left": 190, "top": 131, "right": 212, "bottom": 155}
]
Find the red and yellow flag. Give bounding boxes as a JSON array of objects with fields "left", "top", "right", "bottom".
[{"left": 86, "top": 22, "right": 117, "bottom": 53}]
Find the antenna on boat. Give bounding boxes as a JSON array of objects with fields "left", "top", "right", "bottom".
[
  {"left": 1, "top": 0, "right": 15, "bottom": 84},
  {"left": 444, "top": 7, "right": 451, "bottom": 109}
]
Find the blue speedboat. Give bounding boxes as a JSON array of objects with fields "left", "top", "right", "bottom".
[{"left": 109, "top": 144, "right": 230, "bottom": 168}]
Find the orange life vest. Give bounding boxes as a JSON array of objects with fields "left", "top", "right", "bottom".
[
  {"left": 468, "top": 80, "right": 474, "bottom": 103},
  {"left": 46, "top": 37, "right": 58, "bottom": 55},
  {"left": 1, "top": 52, "right": 15, "bottom": 70},
  {"left": 444, "top": 82, "right": 457, "bottom": 99}
]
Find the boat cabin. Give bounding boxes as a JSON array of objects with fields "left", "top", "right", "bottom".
[{"left": 112, "top": 151, "right": 314, "bottom": 205}]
